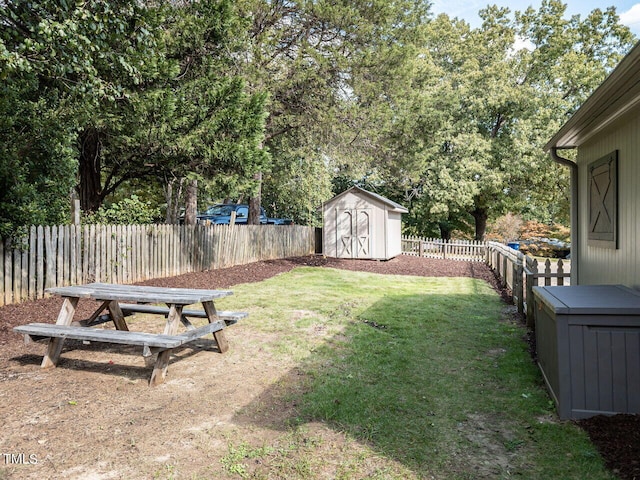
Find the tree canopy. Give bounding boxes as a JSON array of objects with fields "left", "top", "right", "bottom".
[{"left": 0, "top": 0, "right": 635, "bottom": 238}]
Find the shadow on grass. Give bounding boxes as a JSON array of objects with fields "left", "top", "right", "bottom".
[
  {"left": 232, "top": 291, "right": 525, "bottom": 476},
  {"left": 11, "top": 338, "right": 222, "bottom": 381}
]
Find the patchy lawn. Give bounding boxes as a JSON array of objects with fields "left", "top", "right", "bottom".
[{"left": 0, "top": 257, "right": 621, "bottom": 479}]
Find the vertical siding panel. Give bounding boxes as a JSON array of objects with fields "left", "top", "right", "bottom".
[
  {"left": 611, "top": 331, "right": 628, "bottom": 413},
  {"left": 626, "top": 333, "right": 640, "bottom": 412},
  {"left": 582, "top": 328, "right": 599, "bottom": 410},
  {"left": 569, "top": 326, "right": 585, "bottom": 410},
  {"left": 596, "top": 331, "right": 614, "bottom": 412}
]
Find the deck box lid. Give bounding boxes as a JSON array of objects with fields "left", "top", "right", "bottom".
[{"left": 532, "top": 285, "right": 640, "bottom": 315}]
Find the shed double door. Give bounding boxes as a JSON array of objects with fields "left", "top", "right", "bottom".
[{"left": 336, "top": 209, "right": 371, "bottom": 258}]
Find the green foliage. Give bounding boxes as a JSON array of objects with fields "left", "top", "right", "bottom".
[
  {"left": 235, "top": 0, "right": 430, "bottom": 225},
  {"left": 1, "top": 0, "right": 635, "bottom": 236},
  {"left": 84, "top": 195, "right": 160, "bottom": 225},
  {"left": 0, "top": 0, "right": 270, "bottom": 232},
  {"left": 0, "top": 0, "right": 158, "bottom": 234},
  {"left": 0, "top": 77, "right": 76, "bottom": 237},
  {"left": 375, "top": 1, "right": 635, "bottom": 239}
]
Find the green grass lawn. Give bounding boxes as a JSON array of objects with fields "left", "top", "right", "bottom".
[{"left": 215, "top": 267, "right": 614, "bottom": 480}]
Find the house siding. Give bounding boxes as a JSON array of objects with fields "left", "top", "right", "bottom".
[{"left": 577, "top": 109, "right": 640, "bottom": 289}]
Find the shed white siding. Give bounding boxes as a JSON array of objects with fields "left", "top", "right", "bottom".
[
  {"left": 386, "top": 212, "right": 404, "bottom": 258},
  {"left": 322, "top": 187, "right": 407, "bottom": 260},
  {"left": 576, "top": 109, "right": 640, "bottom": 289}
]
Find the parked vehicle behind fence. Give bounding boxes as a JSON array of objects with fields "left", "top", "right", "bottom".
[{"left": 196, "top": 204, "right": 292, "bottom": 225}]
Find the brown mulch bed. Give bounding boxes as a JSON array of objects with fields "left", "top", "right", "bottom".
[{"left": 0, "top": 254, "right": 637, "bottom": 479}]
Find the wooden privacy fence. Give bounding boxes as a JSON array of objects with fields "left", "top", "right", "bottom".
[
  {"left": 0, "top": 224, "right": 315, "bottom": 307},
  {"left": 402, "top": 236, "right": 486, "bottom": 262},
  {"left": 485, "top": 241, "right": 571, "bottom": 325}
]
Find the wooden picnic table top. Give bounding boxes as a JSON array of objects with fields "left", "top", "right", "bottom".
[{"left": 46, "top": 282, "right": 233, "bottom": 305}]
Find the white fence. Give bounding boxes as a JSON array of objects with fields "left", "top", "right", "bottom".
[
  {"left": 485, "top": 241, "right": 570, "bottom": 325},
  {"left": 0, "top": 224, "right": 315, "bottom": 306},
  {"left": 402, "top": 236, "right": 486, "bottom": 262}
]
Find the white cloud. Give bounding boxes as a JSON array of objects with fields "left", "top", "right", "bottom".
[
  {"left": 619, "top": 4, "right": 640, "bottom": 34},
  {"left": 512, "top": 36, "right": 535, "bottom": 52}
]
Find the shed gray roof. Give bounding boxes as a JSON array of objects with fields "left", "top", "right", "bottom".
[
  {"left": 324, "top": 186, "right": 409, "bottom": 213},
  {"left": 545, "top": 41, "right": 640, "bottom": 150}
]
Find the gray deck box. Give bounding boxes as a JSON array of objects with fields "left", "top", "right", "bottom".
[{"left": 533, "top": 285, "right": 640, "bottom": 420}]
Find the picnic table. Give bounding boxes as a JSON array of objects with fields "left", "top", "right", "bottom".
[{"left": 13, "top": 283, "right": 247, "bottom": 386}]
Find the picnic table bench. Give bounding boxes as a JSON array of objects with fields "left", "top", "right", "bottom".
[{"left": 13, "top": 283, "right": 246, "bottom": 386}]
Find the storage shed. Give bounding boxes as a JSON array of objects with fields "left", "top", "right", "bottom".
[{"left": 322, "top": 187, "right": 408, "bottom": 260}]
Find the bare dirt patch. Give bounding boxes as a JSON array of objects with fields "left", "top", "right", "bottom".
[{"left": 0, "top": 255, "right": 636, "bottom": 479}]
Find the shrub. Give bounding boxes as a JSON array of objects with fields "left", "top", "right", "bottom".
[
  {"left": 84, "top": 196, "right": 160, "bottom": 225},
  {"left": 486, "top": 213, "right": 523, "bottom": 242}
]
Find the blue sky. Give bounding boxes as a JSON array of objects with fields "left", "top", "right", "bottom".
[{"left": 430, "top": 1, "right": 640, "bottom": 36}]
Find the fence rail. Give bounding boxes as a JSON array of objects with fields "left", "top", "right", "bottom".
[
  {"left": 485, "top": 241, "right": 570, "bottom": 325},
  {"left": 402, "top": 236, "right": 486, "bottom": 262},
  {"left": 0, "top": 224, "right": 315, "bottom": 307}
]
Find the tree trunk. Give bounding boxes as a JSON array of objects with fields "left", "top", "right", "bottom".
[
  {"left": 248, "top": 171, "right": 263, "bottom": 225},
  {"left": 471, "top": 206, "right": 488, "bottom": 241},
  {"left": 164, "top": 177, "right": 184, "bottom": 224},
  {"left": 165, "top": 180, "right": 174, "bottom": 224},
  {"left": 184, "top": 178, "right": 198, "bottom": 225},
  {"left": 78, "top": 128, "right": 104, "bottom": 212},
  {"left": 438, "top": 222, "right": 452, "bottom": 241}
]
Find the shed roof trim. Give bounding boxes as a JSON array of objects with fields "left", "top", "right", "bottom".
[
  {"left": 324, "top": 186, "right": 409, "bottom": 213},
  {"left": 545, "top": 42, "right": 640, "bottom": 150}
]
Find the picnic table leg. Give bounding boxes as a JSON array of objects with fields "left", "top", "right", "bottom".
[
  {"left": 203, "top": 301, "right": 229, "bottom": 353},
  {"left": 149, "top": 304, "right": 183, "bottom": 386},
  {"left": 42, "top": 296, "right": 79, "bottom": 368},
  {"left": 108, "top": 301, "right": 129, "bottom": 331}
]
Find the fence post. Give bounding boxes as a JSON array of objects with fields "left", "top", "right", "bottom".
[
  {"left": 526, "top": 258, "right": 538, "bottom": 328},
  {"left": 501, "top": 250, "right": 507, "bottom": 288},
  {"left": 514, "top": 252, "right": 524, "bottom": 314}
]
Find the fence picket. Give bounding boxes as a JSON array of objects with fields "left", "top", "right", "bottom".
[
  {"left": 544, "top": 259, "right": 552, "bottom": 287},
  {"left": 29, "top": 227, "right": 36, "bottom": 300},
  {"left": 21, "top": 244, "right": 28, "bottom": 301},
  {"left": 12, "top": 246, "right": 20, "bottom": 303},
  {"left": 557, "top": 259, "right": 565, "bottom": 286}
]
